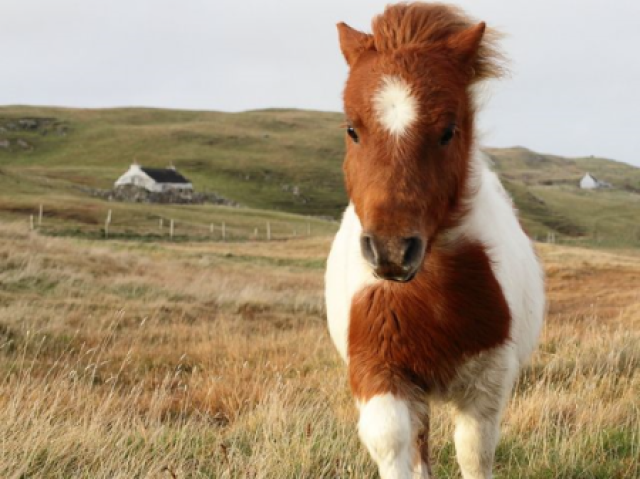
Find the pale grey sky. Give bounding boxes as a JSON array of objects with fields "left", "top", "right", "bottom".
[{"left": 1, "top": 0, "right": 639, "bottom": 166}]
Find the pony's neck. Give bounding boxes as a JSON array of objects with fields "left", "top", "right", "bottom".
[{"left": 437, "top": 149, "right": 502, "bottom": 248}]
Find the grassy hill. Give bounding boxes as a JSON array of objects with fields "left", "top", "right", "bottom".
[
  {"left": 486, "top": 147, "right": 640, "bottom": 245},
  {"left": 1, "top": 106, "right": 639, "bottom": 246},
  {"left": 0, "top": 106, "right": 346, "bottom": 216},
  {"left": 0, "top": 106, "right": 344, "bottom": 240}
]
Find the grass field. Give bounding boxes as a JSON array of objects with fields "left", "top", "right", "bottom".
[{"left": 1, "top": 220, "right": 637, "bottom": 478}]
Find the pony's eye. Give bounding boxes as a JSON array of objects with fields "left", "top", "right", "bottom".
[
  {"left": 347, "top": 126, "right": 359, "bottom": 143},
  {"left": 440, "top": 124, "right": 456, "bottom": 146}
]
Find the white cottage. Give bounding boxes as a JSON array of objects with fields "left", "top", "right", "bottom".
[
  {"left": 115, "top": 164, "right": 193, "bottom": 192},
  {"left": 580, "top": 172, "right": 611, "bottom": 190}
]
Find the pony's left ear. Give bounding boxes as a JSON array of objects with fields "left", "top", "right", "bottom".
[
  {"left": 446, "top": 22, "right": 486, "bottom": 65},
  {"left": 337, "top": 22, "right": 372, "bottom": 67},
  {"left": 446, "top": 22, "right": 504, "bottom": 82}
]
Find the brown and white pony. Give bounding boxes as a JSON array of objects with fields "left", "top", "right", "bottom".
[{"left": 325, "top": 3, "right": 545, "bottom": 478}]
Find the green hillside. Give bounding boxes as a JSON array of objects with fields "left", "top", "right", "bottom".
[
  {"left": 485, "top": 147, "right": 640, "bottom": 245},
  {"left": 1, "top": 106, "right": 639, "bottom": 246},
  {"left": 0, "top": 106, "right": 346, "bottom": 217}
]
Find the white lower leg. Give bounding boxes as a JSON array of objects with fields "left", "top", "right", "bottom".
[
  {"left": 453, "top": 349, "right": 519, "bottom": 479},
  {"left": 453, "top": 410, "right": 500, "bottom": 479},
  {"left": 412, "top": 460, "right": 430, "bottom": 479},
  {"left": 358, "top": 393, "right": 415, "bottom": 479}
]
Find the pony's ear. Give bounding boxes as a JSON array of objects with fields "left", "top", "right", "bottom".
[
  {"left": 446, "top": 22, "right": 503, "bottom": 82},
  {"left": 337, "top": 22, "right": 372, "bottom": 67},
  {"left": 446, "top": 22, "right": 486, "bottom": 65}
]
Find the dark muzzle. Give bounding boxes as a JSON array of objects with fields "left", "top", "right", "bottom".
[{"left": 360, "top": 233, "right": 425, "bottom": 282}]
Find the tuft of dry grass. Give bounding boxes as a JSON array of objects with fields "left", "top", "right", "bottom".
[{"left": 0, "top": 221, "right": 638, "bottom": 478}]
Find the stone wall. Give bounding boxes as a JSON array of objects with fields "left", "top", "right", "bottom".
[{"left": 84, "top": 185, "right": 239, "bottom": 206}]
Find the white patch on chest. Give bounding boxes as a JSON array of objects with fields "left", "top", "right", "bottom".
[
  {"left": 325, "top": 204, "right": 379, "bottom": 362},
  {"left": 373, "top": 76, "right": 418, "bottom": 137}
]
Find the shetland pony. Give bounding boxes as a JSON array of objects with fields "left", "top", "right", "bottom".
[{"left": 325, "top": 3, "right": 545, "bottom": 478}]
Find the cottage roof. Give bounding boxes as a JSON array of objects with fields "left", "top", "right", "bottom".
[
  {"left": 583, "top": 172, "right": 599, "bottom": 182},
  {"left": 141, "top": 167, "right": 191, "bottom": 184}
]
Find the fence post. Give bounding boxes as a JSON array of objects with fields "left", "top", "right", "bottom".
[
  {"left": 38, "top": 204, "right": 43, "bottom": 227},
  {"left": 170, "top": 219, "right": 174, "bottom": 240},
  {"left": 254, "top": 227, "right": 259, "bottom": 240},
  {"left": 29, "top": 215, "right": 34, "bottom": 231},
  {"left": 222, "top": 222, "right": 226, "bottom": 241},
  {"left": 105, "top": 209, "right": 112, "bottom": 238},
  {"left": 267, "top": 222, "right": 271, "bottom": 241},
  {"left": 210, "top": 223, "right": 214, "bottom": 235},
  {"left": 159, "top": 218, "right": 163, "bottom": 231}
]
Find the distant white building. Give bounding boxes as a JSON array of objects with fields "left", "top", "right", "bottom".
[
  {"left": 580, "top": 172, "right": 611, "bottom": 190},
  {"left": 115, "top": 164, "right": 193, "bottom": 192}
]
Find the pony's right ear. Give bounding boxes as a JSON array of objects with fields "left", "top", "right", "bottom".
[{"left": 337, "top": 22, "right": 371, "bottom": 67}]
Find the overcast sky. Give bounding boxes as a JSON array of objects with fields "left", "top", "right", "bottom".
[{"left": 2, "top": 0, "right": 639, "bottom": 166}]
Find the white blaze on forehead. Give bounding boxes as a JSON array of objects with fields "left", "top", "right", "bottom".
[{"left": 373, "top": 75, "right": 418, "bottom": 137}]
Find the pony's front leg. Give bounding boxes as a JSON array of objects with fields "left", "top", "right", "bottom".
[
  {"left": 358, "top": 393, "right": 428, "bottom": 479},
  {"left": 452, "top": 357, "right": 518, "bottom": 479},
  {"left": 453, "top": 404, "right": 502, "bottom": 479}
]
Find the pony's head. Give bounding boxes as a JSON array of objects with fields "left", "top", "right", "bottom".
[{"left": 338, "top": 3, "right": 502, "bottom": 281}]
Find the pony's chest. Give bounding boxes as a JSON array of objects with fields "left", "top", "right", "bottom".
[{"left": 347, "top": 242, "right": 512, "bottom": 400}]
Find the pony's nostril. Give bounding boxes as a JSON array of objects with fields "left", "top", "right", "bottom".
[
  {"left": 403, "top": 236, "right": 424, "bottom": 270},
  {"left": 361, "top": 234, "right": 424, "bottom": 280},
  {"left": 360, "top": 234, "right": 378, "bottom": 267}
]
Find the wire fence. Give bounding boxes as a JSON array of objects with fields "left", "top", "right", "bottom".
[
  {"left": 533, "top": 230, "right": 640, "bottom": 247},
  {"left": 24, "top": 204, "right": 639, "bottom": 247},
  {"left": 26, "top": 205, "right": 331, "bottom": 242}
]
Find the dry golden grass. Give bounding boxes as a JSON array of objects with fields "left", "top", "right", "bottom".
[{"left": 0, "top": 221, "right": 638, "bottom": 478}]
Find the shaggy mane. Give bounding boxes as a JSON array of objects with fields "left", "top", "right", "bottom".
[{"left": 370, "top": 2, "right": 505, "bottom": 81}]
